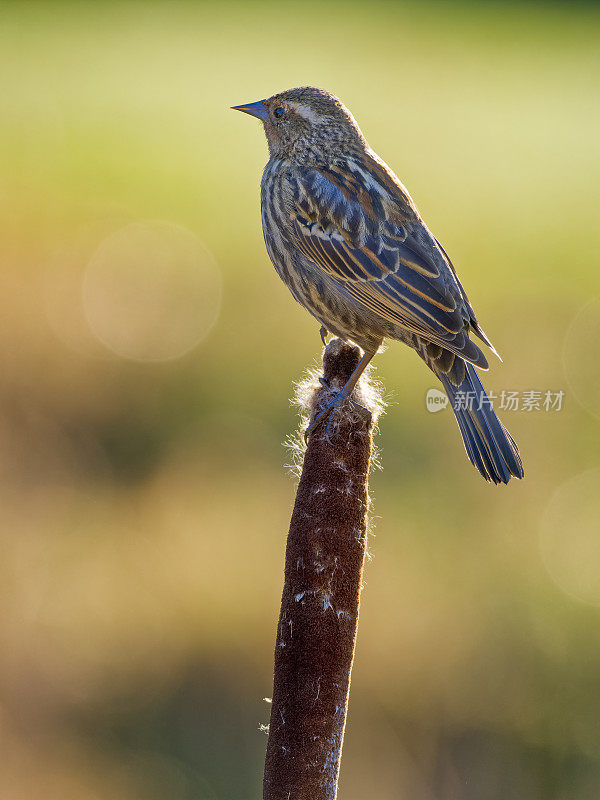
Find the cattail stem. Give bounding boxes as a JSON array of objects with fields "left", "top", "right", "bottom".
[{"left": 263, "top": 339, "right": 382, "bottom": 800}]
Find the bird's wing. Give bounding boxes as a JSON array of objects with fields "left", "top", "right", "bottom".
[{"left": 288, "top": 164, "right": 489, "bottom": 368}]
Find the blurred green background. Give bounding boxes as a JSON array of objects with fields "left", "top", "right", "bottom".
[{"left": 1, "top": 1, "right": 600, "bottom": 797}]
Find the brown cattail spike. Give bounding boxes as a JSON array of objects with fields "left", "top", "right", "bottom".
[{"left": 263, "top": 338, "right": 383, "bottom": 800}]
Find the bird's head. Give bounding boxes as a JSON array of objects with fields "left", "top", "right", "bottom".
[{"left": 232, "top": 86, "right": 365, "bottom": 160}]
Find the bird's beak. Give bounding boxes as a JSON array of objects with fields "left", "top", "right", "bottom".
[{"left": 231, "top": 100, "right": 269, "bottom": 122}]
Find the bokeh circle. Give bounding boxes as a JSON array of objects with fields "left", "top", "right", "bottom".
[
  {"left": 562, "top": 298, "right": 600, "bottom": 420},
  {"left": 83, "top": 221, "right": 221, "bottom": 361},
  {"left": 540, "top": 469, "right": 600, "bottom": 606}
]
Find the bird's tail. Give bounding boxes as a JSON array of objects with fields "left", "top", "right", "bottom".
[{"left": 439, "top": 362, "right": 524, "bottom": 484}]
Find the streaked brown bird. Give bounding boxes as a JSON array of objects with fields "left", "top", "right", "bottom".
[{"left": 233, "top": 86, "right": 523, "bottom": 484}]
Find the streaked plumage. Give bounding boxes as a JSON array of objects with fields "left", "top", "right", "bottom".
[{"left": 233, "top": 87, "right": 523, "bottom": 484}]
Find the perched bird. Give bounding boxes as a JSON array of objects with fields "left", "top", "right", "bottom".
[{"left": 233, "top": 87, "right": 523, "bottom": 484}]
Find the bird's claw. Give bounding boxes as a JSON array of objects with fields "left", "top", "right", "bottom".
[
  {"left": 304, "top": 395, "right": 340, "bottom": 444},
  {"left": 304, "top": 347, "right": 376, "bottom": 444},
  {"left": 304, "top": 390, "right": 372, "bottom": 444},
  {"left": 319, "top": 325, "right": 328, "bottom": 346},
  {"left": 305, "top": 383, "right": 363, "bottom": 443}
]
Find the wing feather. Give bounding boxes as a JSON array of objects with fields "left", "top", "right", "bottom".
[{"left": 290, "top": 167, "right": 489, "bottom": 368}]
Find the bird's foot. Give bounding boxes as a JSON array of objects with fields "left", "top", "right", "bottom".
[
  {"left": 304, "top": 394, "right": 341, "bottom": 444},
  {"left": 304, "top": 389, "right": 369, "bottom": 445},
  {"left": 319, "top": 325, "right": 328, "bottom": 346}
]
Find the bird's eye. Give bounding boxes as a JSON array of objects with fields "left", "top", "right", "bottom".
[{"left": 274, "top": 107, "right": 285, "bottom": 119}]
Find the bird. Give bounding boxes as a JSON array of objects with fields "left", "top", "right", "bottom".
[{"left": 232, "top": 87, "right": 523, "bottom": 484}]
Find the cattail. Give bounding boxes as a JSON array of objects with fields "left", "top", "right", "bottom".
[{"left": 263, "top": 338, "right": 383, "bottom": 800}]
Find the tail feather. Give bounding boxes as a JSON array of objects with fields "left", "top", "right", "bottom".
[{"left": 440, "top": 362, "right": 524, "bottom": 484}]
